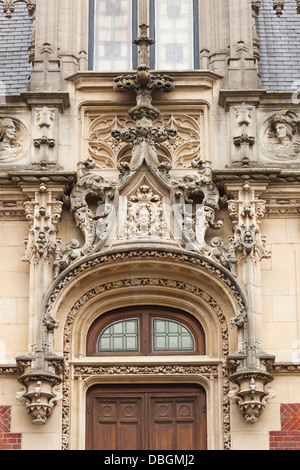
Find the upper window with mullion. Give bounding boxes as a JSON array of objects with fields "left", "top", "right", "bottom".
[
  {"left": 89, "top": 0, "right": 199, "bottom": 71},
  {"left": 90, "top": 0, "right": 138, "bottom": 71},
  {"left": 150, "top": 0, "right": 199, "bottom": 71}
]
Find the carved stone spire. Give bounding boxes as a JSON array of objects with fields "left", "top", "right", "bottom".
[{"left": 112, "top": 24, "right": 177, "bottom": 173}]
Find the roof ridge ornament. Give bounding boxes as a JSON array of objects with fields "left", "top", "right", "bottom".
[
  {"left": 111, "top": 24, "right": 177, "bottom": 175},
  {"left": 273, "top": 0, "right": 284, "bottom": 17}
]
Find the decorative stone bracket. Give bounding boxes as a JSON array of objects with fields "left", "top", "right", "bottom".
[
  {"left": 16, "top": 354, "right": 63, "bottom": 425},
  {"left": 228, "top": 368, "right": 276, "bottom": 423},
  {"left": 16, "top": 367, "right": 62, "bottom": 426}
]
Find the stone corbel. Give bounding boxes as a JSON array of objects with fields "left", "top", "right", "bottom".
[
  {"left": 16, "top": 363, "right": 62, "bottom": 426},
  {"left": 228, "top": 369, "right": 276, "bottom": 423}
]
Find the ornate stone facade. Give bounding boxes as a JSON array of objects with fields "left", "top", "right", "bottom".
[{"left": 0, "top": 0, "right": 300, "bottom": 451}]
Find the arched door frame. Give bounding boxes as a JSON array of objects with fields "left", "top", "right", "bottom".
[{"left": 42, "top": 248, "right": 248, "bottom": 450}]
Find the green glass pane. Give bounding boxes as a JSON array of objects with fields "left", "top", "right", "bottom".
[
  {"left": 98, "top": 318, "right": 139, "bottom": 352},
  {"left": 153, "top": 318, "right": 195, "bottom": 352}
]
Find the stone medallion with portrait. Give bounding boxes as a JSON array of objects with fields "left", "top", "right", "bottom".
[
  {"left": 261, "top": 110, "right": 300, "bottom": 161},
  {"left": 0, "top": 116, "right": 28, "bottom": 163}
]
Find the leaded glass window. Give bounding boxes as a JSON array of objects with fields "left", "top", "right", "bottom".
[
  {"left": 154, "top": 0, "right": 195, "bottom": 71},
  {"left": 90, "top": 0, "right": 199, "bottom": 71},
  {"left": 97, "top": 318, "right": 139, "bottom": 352},
  {"left": 88, "top": 307, "right": 205, "bottom": 356},
  {"left": 152, "top": 318, "right": 195, "bottom": 351},
  {"left": 92, "top": 0, "right": 136, "bottom": 71}
]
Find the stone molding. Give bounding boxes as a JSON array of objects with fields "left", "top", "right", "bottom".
[
  {"left": 44, "top": 248, "right": 248, "bottom": 328},
  {"left": 61, "top": 275, "right": 230, "bottom": 450}
]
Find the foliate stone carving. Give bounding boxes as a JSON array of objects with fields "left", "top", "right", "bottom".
[
  {"left": 251, "top": 0, "right": 261, "bottom": 16},
  {"left": 88, "top": 111, "right": 202, "bottom": 170},
  {"left": 33, "top": 106, "right": 56, "bottom": 163},
  {"left": 263, "top": 110, "right": 300, "bottom": 161},
  {"left": 23, "top": 183, "right": 63, "bottom": 265},
  {"left": 171, "top": 162, "right": 235, "bottom": 269},
  {"left": 0, "top": 117, "right": 28, "bottom": 163},
  {"left": 0, "top": 199, "right": 26, "bottom": 220},
  {"left": 227, "top": 182, "right": 271, "bottom": 263}
]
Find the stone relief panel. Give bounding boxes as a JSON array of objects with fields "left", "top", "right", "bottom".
[
  {"left": 86, "top": 109, "right": 205, "bottom": 170},
  {"left": 230, "top": 103, "right": 256, "bottom": 165},
  {"left": 0, "top": 116, "right": 29, "bottom": 163},
  {"left": 259, "top": 110, "right": 300, "bottom": 163},
  {"left": 32, "top": 106, "right": 57, "bottom": 165},
  {"left": 118, "top": 177, "right": 170, "bottom": 242}
]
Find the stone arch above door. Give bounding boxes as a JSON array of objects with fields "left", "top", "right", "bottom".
[{"left": 41, "top": 247, "right": 248, "bottom": 450}]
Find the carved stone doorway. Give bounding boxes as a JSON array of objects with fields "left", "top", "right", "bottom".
[{"left": 86, "top": 384, "right": 207, "bottom": 451}]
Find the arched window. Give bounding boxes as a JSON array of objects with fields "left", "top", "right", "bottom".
[
  {"left": 89, "top": 0, "right": 200, "bottom": 71},
  {"left": 87, "top": 307, "right": 205, "bottom": 356}
]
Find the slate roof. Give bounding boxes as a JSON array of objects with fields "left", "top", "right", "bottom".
[
  {"left": 0, "top": 2, "right": 32, "bottom": 96},
  {"left": 257, "top": 0, "right": 300, "bottom": 91}
]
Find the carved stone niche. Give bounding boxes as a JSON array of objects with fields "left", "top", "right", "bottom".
[{"left": 259, "top": 110, "right": 300, "bottom": 165}]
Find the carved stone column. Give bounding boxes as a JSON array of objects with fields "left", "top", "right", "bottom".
[
  {"left": 16, "top": 181, "right": 66, "bottom": 425},
  {"left": 225, "top": 181, "right": 275, "bottom": 423}
]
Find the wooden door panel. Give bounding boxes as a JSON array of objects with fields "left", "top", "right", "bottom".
[
  {"left": 87, "top": 385, "right": 206, "bottom": 451},
  {"left": 89, "top": 395, "right": 144, "bottom": 450},
  {"left": 149, "top": 396, "right": 200, "bottom": 450}
]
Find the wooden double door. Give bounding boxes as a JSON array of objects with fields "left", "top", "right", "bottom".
[{"left": 86, "top": 384, "right": 207, "bottom": 450}]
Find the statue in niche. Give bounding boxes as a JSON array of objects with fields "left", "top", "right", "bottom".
[
  {"left": 0, "top": 117, "right": 20, "bottom": 160},
  {"left": 267, "top": 110, "right": 300, "bottom": 159}
]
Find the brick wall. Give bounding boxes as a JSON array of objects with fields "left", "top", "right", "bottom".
[
  {"left": 0, "top": 406, "right": 22, "bottom": 450},
  {"left": 270, "top": 404, "right": 300, "bottom": 450}
]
